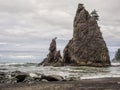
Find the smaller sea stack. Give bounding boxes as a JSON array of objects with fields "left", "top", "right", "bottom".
[{"left": 39, "top": 37, "right": 62, "bottom": 66}]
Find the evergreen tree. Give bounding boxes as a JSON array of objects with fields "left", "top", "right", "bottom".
[{"left": 91, "top": 9, "right": 99, "bottom": 20}]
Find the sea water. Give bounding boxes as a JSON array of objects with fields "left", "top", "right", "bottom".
[
  {"left": 0, "top": 62, "right": 120, "bottom": 80},
  {"left": 0, "top": 51, "right": 120, "bottom": 80}
]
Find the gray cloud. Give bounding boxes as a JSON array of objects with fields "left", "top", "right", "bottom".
[{"left": 0, "top": 0, "right": 120, "bottom": 59}]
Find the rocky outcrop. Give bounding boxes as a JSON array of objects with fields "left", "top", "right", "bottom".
[
  {"left": 39, "top": 4, "right": 111, "bottom": 67},
  {"left": 63, "top": 4, "right": 111, "bottom": 66},
  {"left": 39, "top": 37, "right": 62, "bottom": 66},
  {"left": 112, "top": 48, "right": 120, "bottom": 62}
]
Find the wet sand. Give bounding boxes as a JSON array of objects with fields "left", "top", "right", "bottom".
[{"left": 0, "top": 78, "right": 120, "bottom": 90}]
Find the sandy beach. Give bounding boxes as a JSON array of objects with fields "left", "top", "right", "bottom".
[{"left": 0, "top": 78, "right": 120, "bottom": 90}]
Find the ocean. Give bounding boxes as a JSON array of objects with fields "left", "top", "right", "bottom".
[
  {"left": 0, "top": 51, "right": 120, "bottom": 80},
  {"left": 0, "top": 50, "right": 46, "bottom": 63},
  {"left": 0, "top": 62, "right": 120, "bottom": 80}
]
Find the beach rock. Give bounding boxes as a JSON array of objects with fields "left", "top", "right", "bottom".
[
  {"left": 4, "top": 78, "right": 17, "bottom": 84},
  {"left": 0, "top": 72, "right": 6, "bottom": 79},
  {"left": 24, "top": 73, "right": 43, "bottom": 84},
  {"left": 63, "top": 4, "right": 111, "bottom": 67},
  {"left": 41, "top": 79, "right": 49, "bottom": 82},
  {"left": 23, "top": 77, "right": 35, "bottom": 84},
  {"left": 0, "top": 72, "right": 11, "bottom": 84},
  {"left": 0, "top": 72, "right": 18, "bottom": 84},
  {"left": 10, "top": 71, "right": 28, "bottom": 82},
  {"left": 15, "top": 74, "right": 28, "bottom": 82},
  {"left": 39, "top": 37, "right": 62, "bottom": 66},
  {"left": 41, "top": 75, "right": 64, "bottom": 81},
  {"left": 23, "top": 75, "right": 42, "bottom": 84},
  {"left": 11, "top": 71, "right": 23, "bottom": 77},
  {"left": 0, "top": 71, "right": 44, "bottom": 84}
]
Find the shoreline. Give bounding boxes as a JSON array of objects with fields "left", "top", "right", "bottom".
[{"left": 0, "top": 77, "right": 120, "bottom": 90}]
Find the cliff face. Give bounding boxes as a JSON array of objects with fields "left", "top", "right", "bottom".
[
  {"left": 40, "top": 4, "right": 111, "bottom": 67},
  {"left": 63, "top": 4, "right": 111, "bottom": 66}
]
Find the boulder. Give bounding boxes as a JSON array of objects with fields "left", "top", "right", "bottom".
[
  {"left": 0, "top": 72, "right": 6, "bottom": 79},
  {"left": 4, "top": 77, "right": 17, "bottom": 84},
  {"left": 41, "top": 79, "right": 49, "bottom": 82},
  {"left": 41, "top": 75, "right": 63, "bottom": 81},
  {"left": 15, "top": 74, "right": 28, "bottom": 82},
  {"left": 11, "top": 71, "right": 28, "bottom": 83},
  {"left": 0, "top": 72, "right": 18, "bottom": 84},
  {"left": 23, "top": 77, "right": 35, "bottom": 84},
  {"left": 0, "top": 71, "right": 43, "bottom": 84},
  {"left": 11, "top": 71, "right": 23, "bottom": 77}
]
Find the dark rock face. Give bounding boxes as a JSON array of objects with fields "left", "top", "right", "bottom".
[
  {"left": 41, "top": 75, "right": 63, "bottom": 81},
  {"left": 11, "top": 71, "right": 28, "bottom": 83},
  {"left": 63, "top": 4, "right": 111, "bottom": 66},
  {"left": 39, "top": 37, "right": 62, "bottom": 66}
]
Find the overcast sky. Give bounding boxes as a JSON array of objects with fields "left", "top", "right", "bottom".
[{"left": 0, "top": 0, "right": 120, "bottom": 59}]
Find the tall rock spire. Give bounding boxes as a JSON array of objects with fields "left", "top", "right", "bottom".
[
  {"left": 39, "top": 37, "right": 62, "bottom": 66},
  {"left": 63, "top": 4, "right": 111, "bottom": 66}
]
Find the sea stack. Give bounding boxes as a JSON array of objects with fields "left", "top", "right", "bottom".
[
  {"left": 40, "top": 4, "right": 111, "bottom": 67},
  {"left": 63, "top": 4, "right": 111, "bottom": 66},
  {"left": 39, "top": 37, "right": 62, "bottom": 66}
]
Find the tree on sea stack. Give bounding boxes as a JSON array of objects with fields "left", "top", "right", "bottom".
[{"left": 91, "top": 9, "right": 99, "bottom": 21}]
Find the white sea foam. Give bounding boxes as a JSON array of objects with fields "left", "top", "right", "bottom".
[
  {"left": 81, "top": 74, "right": 120, "bottom": 80},
  {"left": 111, "top": 62, "right": 120, "bottom": 66}
]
